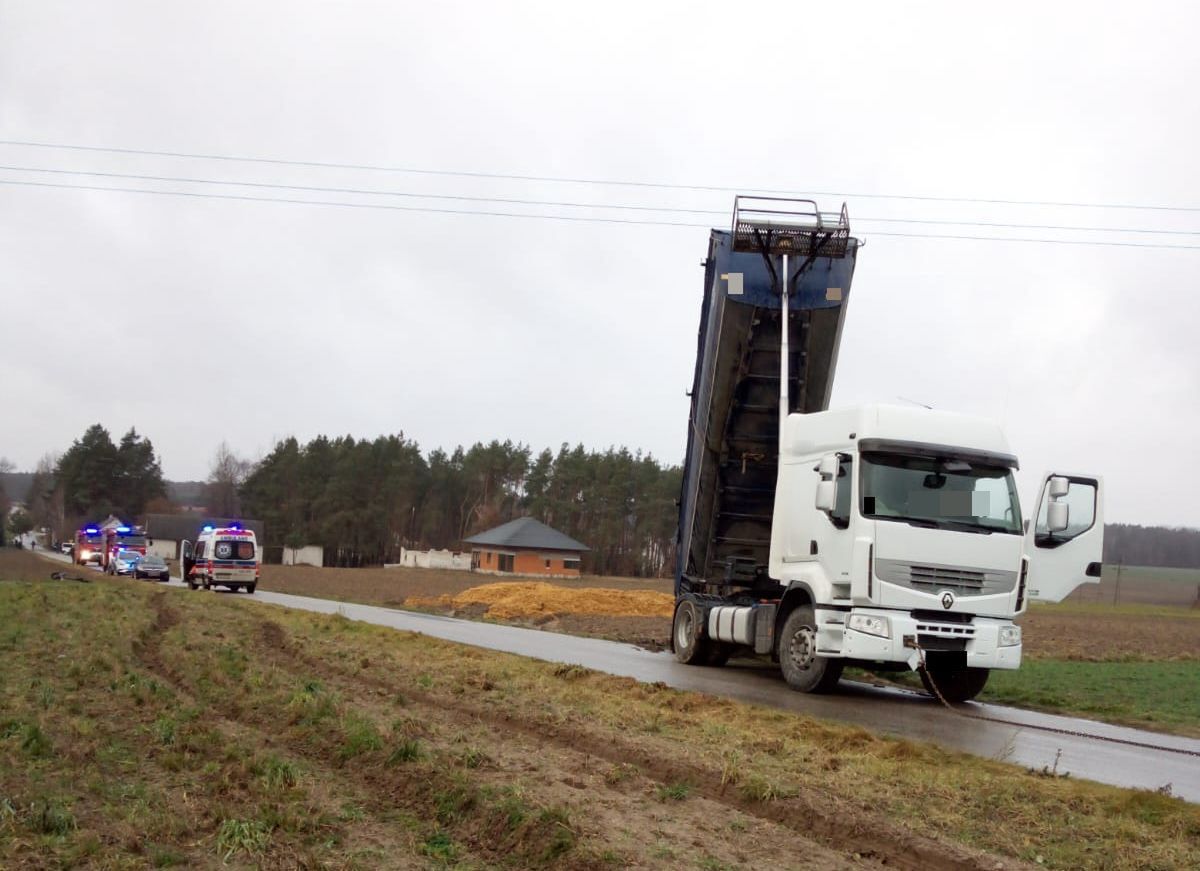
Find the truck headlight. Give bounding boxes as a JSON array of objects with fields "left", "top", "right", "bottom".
[
  {"left": 847, "top": 614, "right": 891, "bottom": 638},
  {"left": 998, "top": 625, "right": 1022, "bottom": 647}
]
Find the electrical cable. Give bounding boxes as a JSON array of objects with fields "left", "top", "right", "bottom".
[
  {"left": 1, "top": 138, "right": 1197, "bottom": 214},
  {"left": 1, "top": 163, "right": 1198, "bottom": 237},
  {"left": 5, "top": 176, "right": 1200, "bottom": 250}
]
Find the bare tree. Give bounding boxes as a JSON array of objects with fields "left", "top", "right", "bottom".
[
  {"left": 205, "top": 442, "right": 252, "bottom": 517},
  {"left": 27, "top": 453, "right": 64, "bottom": 540}
]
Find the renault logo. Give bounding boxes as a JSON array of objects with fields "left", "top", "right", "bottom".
[{"left": 941, "top": 591, "right": 955, "bottom": 610}]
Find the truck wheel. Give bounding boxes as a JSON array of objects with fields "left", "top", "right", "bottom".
[
  {"left": 920, "top": 665, "right": 989, "bottom": 703},
  {"left": 705, "top": 643, "right": 733, "bottom": 667},
  {"left": 672, "top": 599, "right": 712, "bottom": 665},
  {"left": 246, "top": 583, "right": 257, "bottom": 594},
  {"left": 779, "top": 606, "right": 843, "bottom": 693}
]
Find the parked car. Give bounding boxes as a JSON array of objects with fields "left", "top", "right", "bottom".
[
  {"left": 133, "top": 554, "right": 170, "bottom": 583},
  {"left": 107, "top": 550, "right": 141, "bottom": 576},
  {"left": 59, "top": 542, "right": 74, "bottom": 555}
]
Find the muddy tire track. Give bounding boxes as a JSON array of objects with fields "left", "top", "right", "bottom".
[
  {"left": 249, "top": 614, "right": 1028, "bottom": 871},
  {"left": 134, "top": 598, "right": 607, "bottom": 870}
]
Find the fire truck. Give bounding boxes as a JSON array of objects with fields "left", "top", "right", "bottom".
[
  {"left": 74, "top": 526, "right": 104, "bottom": 565},
  {"left": 100, "top": 525, "right": 148, "bottom": 570}
]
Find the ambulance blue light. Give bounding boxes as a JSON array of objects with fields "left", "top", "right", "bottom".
[
  {"left": 117, "top": 526, "right": 131, "bottom": 533},
  {"left": 84, "top": 527, "right": 99, "bottom": 534},
  {"left": 229, "top": 523, "right": 241, "bottom": 530},
  {"left": 202, "top": 525, "right": 214, "bottom": 532}
]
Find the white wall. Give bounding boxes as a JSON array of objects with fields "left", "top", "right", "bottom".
[
  {"left": 148, "top": 539, "right": 177, "bottom": 560},
  {"left": 393, "top": 547, "right": 472, "bottom": 571},
  {"left": 282, "top": 545, "right": 324, "bottom": 567}
]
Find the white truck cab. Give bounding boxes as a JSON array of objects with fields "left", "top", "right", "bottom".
[
  {"left": 760, "top": 404, "right": 1102, "bottom": 698},
  {"left": 182, "top": 525, "right": 260, "bottom": 594}
]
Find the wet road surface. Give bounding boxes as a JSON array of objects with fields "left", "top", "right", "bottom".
[{"left": 39, "top": 551, "right": 1200, "bottom": 801}]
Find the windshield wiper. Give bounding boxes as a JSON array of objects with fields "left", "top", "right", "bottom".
[
  {"left": 936, "top": 520, "right": 995, "bottom": 535},
  {"left": 863, "top": 514, "right": 939, "bottom": 529},
  {"left": 867, "top": 514, "right": 1005, "bottom": 534}
]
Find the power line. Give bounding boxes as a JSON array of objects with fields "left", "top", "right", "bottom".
[
  {"left": 1, "top": 138, "right": 1197, "bottom": 214},
  {"left": 0, "top": 163, "right": 720, "bottom": 216},
  {"left": 2, "top": 163, "right": 1198, "bottom": 237},
  {"left": 0, "top": 177, "right": 710, "bottom": 227},
  {"left": 6, "top": 176, "right": 1200, "bottom": 250}
]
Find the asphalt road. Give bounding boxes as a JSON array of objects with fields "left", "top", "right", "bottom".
[{"left": 37, "top": 549, "right": 1200, "bottom": 802}]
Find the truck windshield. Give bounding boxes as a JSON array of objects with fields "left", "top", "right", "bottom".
[{"left": 860, "top": 451, "right": 1022, "bottom": 534}]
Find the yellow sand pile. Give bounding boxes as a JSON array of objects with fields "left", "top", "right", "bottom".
[{"left": 413, "top": 582, "right": 674, "bottom": 620}]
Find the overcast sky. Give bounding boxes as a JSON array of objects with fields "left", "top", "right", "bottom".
[{"left": 1, "top": 1, "right": 1197, "bottom": 527}]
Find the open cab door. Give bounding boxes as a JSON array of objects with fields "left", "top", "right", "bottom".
[
  {"left": 1024, "top": 473, "right": 1104, "bottom": 603},
  {"left": 181, "top": 540, "right": 195, "bottom": 587}
]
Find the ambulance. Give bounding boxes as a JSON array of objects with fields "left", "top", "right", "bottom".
[{"left": 181, "top": 524, "right": 259, "bottom": 593}]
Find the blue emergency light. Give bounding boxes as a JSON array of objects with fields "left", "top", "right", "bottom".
[{"left": 117, "top": 526, "right": 130, "bottom": 533}]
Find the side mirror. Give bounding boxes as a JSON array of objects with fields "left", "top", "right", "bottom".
[
  {"left": 1048, "top": 500, "right": 1069, "bottom": 533},
  {"left": 815, "top": 480, "right": 836, "bottom": 512},
  {"left": 1049, "top": 476, "right": 1070, "bottom": 499},
  {"left": 817, "top": 455, "right": 839, "bottom": 479}
]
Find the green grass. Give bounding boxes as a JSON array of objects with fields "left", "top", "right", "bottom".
[
  {"left": 981, "top": 660, "right": 1200, "bottom": 736},
  {"left": 655, "top": 783, "right": 691, "bottom": 801},
  {"left": 4, "top": 549, "right": 1199, "bottom": 870}
]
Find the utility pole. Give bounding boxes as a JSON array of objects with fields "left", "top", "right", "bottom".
[{"left": 1112, "top": 560, "right": 1123, "bottom": 606}]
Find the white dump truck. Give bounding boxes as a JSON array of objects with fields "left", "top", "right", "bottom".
[{"left": 673, "top": 198, "right": 1103, "bottom": 701}]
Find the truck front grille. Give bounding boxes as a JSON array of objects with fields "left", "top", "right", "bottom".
[
  {"left": 875, "top": 558, "right": 1017, "bottom": 597},
  {"left": 908, "top": 564, "right": 985, "bottom": 592}
]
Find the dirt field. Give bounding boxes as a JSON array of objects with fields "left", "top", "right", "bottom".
[
  {"left": 1020, "top": 602, "right": 1200, "bottom": 662},
  {"left": 259, "top": 564, "right": 677, "bottom": 648},
  {"left": 1068, "top": 564, "right": 1200, "bottom": 607},
  {"left": 259, "top": 563, "right": 673, "bottom": 601},
  {"left": 3, "top": 548, "right": 1198, "bottom": 870}
]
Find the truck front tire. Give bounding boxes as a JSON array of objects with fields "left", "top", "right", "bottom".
[
  {"left": 672, "top": 599, "right": 712, "bottom": 665},
  {"left": 920, "top": 665, "right": 989, "bottom": 703},
  {"left": 779, "top": 606, "right": 843, "bottom": 693}
]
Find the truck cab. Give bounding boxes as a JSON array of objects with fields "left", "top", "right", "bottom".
[{"left": 764, "top": 405, "right": 1102, "bottom": 698}]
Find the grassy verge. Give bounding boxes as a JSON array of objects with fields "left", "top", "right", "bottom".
[
  {"left": 2, "top": 550, "right": 1199, "bottom": 869},
  {"left": 982, "top": 660, "right": 1200, "bottom": 736}
]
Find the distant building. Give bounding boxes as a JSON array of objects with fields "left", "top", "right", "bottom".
[
  {"left": 392, "top": 548, "right": 473, "bottom": 571},
  {"left": 465, "top": 517, "right": 588, "bottom": 578},
  {"left": 143, "top": 514, "right": 265, "bottom": 561},
  {"left": 282, "top": 544, "right": 325, "bottom": 567}
]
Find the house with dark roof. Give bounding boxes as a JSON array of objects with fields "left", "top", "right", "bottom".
[{"left": 464, "top": 517, "right": 588, "bottom": 578}]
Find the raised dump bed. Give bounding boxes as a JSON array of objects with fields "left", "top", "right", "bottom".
[{"left": 676, "top": 198, "right": 860, "bottom": 596}]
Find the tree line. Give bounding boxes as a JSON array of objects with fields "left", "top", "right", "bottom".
[
  {"left": 1103, "top": 523, "right": 1200, "bottom": 570},
  {"left": 240, "top": 435, "right": 681, "bottom": 576},
  {"left": 5, "top": 425, "right": 169, "bottom": 542},
  {"left": 5, "top": 426, "right": 1200, "bottom": 577}
]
